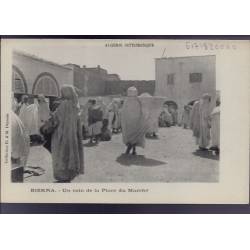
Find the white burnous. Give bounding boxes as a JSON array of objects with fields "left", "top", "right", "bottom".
[{"left": 121, "top": 87, "right": 165, "bottom": 155}]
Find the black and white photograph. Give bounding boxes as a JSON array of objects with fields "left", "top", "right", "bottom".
[
  {"left": 9, "top": 39, "right": 220, "bottom": 183},
  {"left": 1, "top": 38, "right": 249, "bottom": 204}
]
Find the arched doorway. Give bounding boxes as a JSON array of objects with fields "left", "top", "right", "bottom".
[
  {"left": 32, "top": 72, "right": 60, "bottom": 97},
  {"left": 12, "top": 66, "right": 28, "bottom": 94}
]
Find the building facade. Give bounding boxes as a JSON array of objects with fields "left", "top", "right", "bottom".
[
  {"left": 12, "top": 50, "right": 155, "bottom": 100},
  {"left": 155, "top": 55, "right": 216, "bottom": 117},
  {"left": 104, "top": 80, "right": 155, "bottom": 96},
  {"left": 65, "top": 64, "right": 121, "bottom": 97},
  {"left": 12, "top": 51, "right": 73, "bottom": 98},
  {"left": 65, "top": 63, "right": 154, "bottom": 97}
]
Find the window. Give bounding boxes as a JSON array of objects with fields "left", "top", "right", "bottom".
[
  {"left": 12, "top": 68, "right": 27, "bottom": 93},
  {"left": 167, "top": 73, "right": 175, "bottom": 85},
  {"left": 189, "top": 73, "right": 202, "bottom": 83}
]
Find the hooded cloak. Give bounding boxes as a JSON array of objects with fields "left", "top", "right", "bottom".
[
  {"left": 138, "top": 93, "right": 166, "bottom": 134},
  {"left": 19, "top": 100, "right": 39, "bottom": 136},
  {"left": 51, "top": 85, "right": 84, "bottom": 181},
  {"left": 198, "top": 94, "right": 211, "bottom": 148},
  {"left": 37, "top": 95, "right": 50, "bottom": 128},
  {"left": 11, "top": 111, "right": 30, "bottom": 168},
  {"left": 121, "top": 87, "right": 148, "bottom": 147},
  {"left": 189, "top": 100, "right": 201, "bottom": 138},
  {"left": 210, "top": 106, "right": 220, "bottom": 148}
]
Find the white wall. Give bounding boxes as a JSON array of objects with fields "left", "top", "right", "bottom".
[
  {"left": 155, "top": 56, "right": 216, "bottom": 118},
  {"left": 13, "top": 52, "right": 73, "bottom": 96}
]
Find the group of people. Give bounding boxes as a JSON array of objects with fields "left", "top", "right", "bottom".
[
  {"left": 11, "top": 85, "right": 220, "bottom": 183},
  {"left": 11, "top": 93, "right": 52, "bottom": 181},
  {"left": 159, "top": 94, "right": 220, "bottom": 155},
  {"left": 159, "top": 104, "right": 178, "bottom": 128},
  {"left": 11, "top": 86, "right": 84, "bottom": 183},
  {"left": 80, "top": 97, "right": 124, "bottom": 144},
  {"left": 13, "top": 94, "right": 50, "bottom": 144},
  {"left": 11, "top": 86, "right": 126, "bottom": 183},
  {"left": 121, "top": 89, "right": 221, "bottom": 155}
]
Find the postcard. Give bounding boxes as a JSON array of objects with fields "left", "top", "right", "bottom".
[{"left": 1, "top": 38, "right": 249, "bottom": 204}]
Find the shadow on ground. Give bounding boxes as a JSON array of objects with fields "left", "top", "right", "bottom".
[
  {"left": 116, "top": 153, "right": 167, "bottom": 167},
  {"left": 192, "top": 150, "right": 219, "bottom": 161}
]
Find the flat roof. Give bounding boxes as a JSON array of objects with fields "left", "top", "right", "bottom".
[
  {"left": 155, "top": 55, "right": 216, "bottom": 60},
  {"left": 13, "top": 50, "right": 72, "bottom": 70}
]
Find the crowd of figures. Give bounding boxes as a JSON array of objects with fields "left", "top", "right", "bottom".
[
  {"left": 11, "top": 85, "right": 220, "bottom": 183},
  {"left": 80, "top": 97, "right": 124, "bottom": 144}
]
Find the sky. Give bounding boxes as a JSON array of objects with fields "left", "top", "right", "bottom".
[{"left": 9, "top": 39, "right": 221, "bottom": 81}]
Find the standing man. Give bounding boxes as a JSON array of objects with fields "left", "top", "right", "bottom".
[
  {"left": 210, "top": 97, "right": 220, "bottom": 154},
  {"left": 139, "top": 92, "right": 165, "bottom": 138},
  {"left": 121, "top": 87, "right": 149, "bottom": 155},
  {"left": 11, "top": 110, "right": 30, "bottom": 182},
  {"left": 37, "top": 94, "right": 50, "bottom": 128},
  {"left": 181, "top": 105, "right": 191, "bottom": 129},
  {"left": 20, "top": 96, "right": 40, "bottom": 144},
  {"left": 190, "top": 93, "right": 211, "bottom": 150},
  {"left": 108, "top": 98, "right": 120, "bottom": 133},
  {"left": 88, "top": 99, "right": 103, "bottom": 144}
]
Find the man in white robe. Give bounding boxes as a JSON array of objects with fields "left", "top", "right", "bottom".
[
  {"left": 37, "top": 94, "right": 50, "bottom": 128},
  {"left": 210, "top": 97, "right": 220, "bottom": 154},
  {"left": 88, "top": 99, "right": 103, "bottom": 144},
  {"left": 11, "top": 110, "right": 30, "bottom": 182},
  {"left": 181, "top": 105, "right": 192, "bottom": 129},
  {"left": 189, "top": 100, "right": 200, "bottom": 140},
  {"left": 108, "top": 98, "right": 120, "bottom": 133},
  {"left": 12, "top": 92, "right": 18, "bottom": 114},
  {"left": 138, "top": 93, "right": 166, "bottom": 138},
  {"left": 190, "top": 94, "right": 212, "bottom": 150},
  {"left": 198, "top": 94, "right": 211, "bottom": 149},
  {"left": 19, "top": 96, "right": 39, "bottom": 137},
  {"left": 121, "top": 87, "right": 149, "bottom": 155}
]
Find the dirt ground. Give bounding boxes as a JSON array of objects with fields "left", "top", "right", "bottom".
[{"left": 25, "top": 126, "right": 219, "bottom": 183}]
